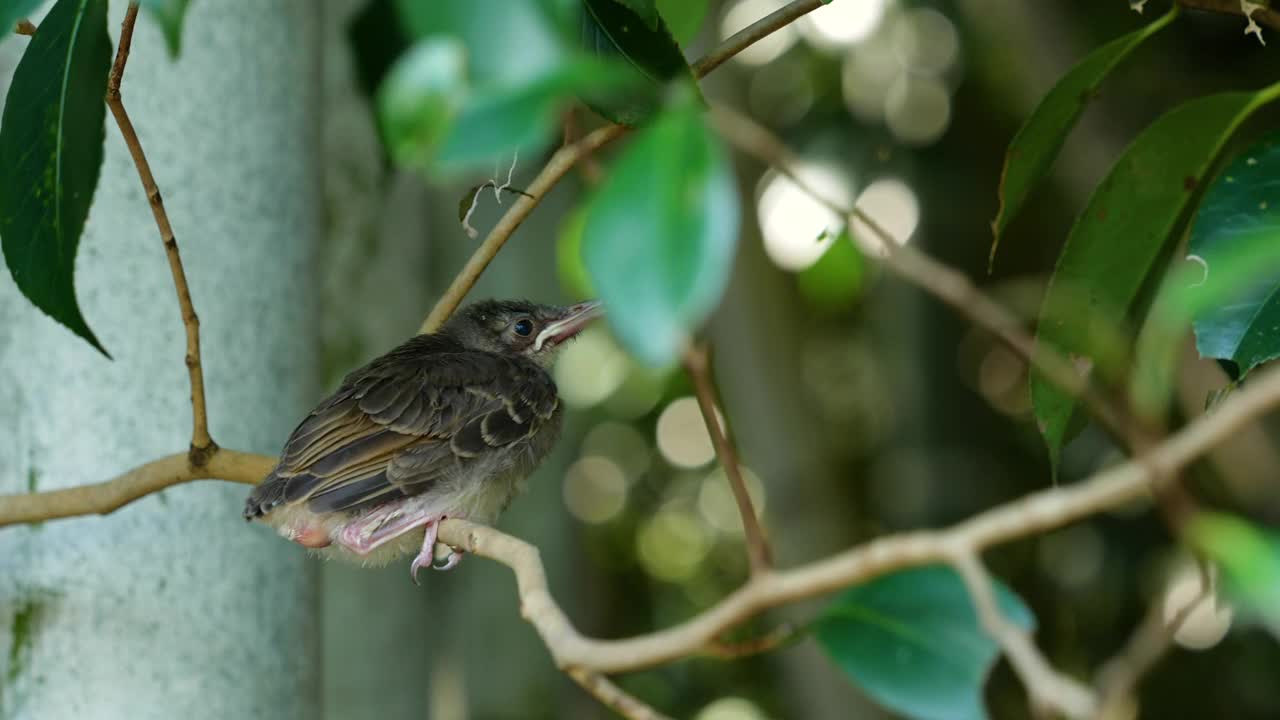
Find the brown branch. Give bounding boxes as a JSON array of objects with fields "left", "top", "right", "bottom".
[
  {"left": 105, "top": 3, "right": 215, "bottom": 463},
  {"left": 432, "top": 359, "right": 1280, "bottom": 705},
  {"left": 683, "top": 344, "right": 772, "bottom": 573},
  {"left": 708, "top": 105, "right": 1135, "bottom": 444},
  {"left": 419, "top": 0, "right": 826, "bottom": 332},
  {"left": 1094, "top": 566, "right": 1215, "bottom": 717},
  {"left": 1179, "top": 0, "right": 1280, "bottom": 31},
  {"left": 951, "top": 551, "right": 1096, "bottom": 717},
  {"left": 0, "top": 450, "right": 273, "bottom": 526},
  {"left": 567, "top": 669, "right": 673, "bottom": 720},
  {"left": 703, "top": 623, "right": 796, "bottom": 660},
  {"left": 14, "top": 18, "right": 36, "bottom": 35}
]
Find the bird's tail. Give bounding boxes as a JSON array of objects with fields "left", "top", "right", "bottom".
[{"left": 243, "top": 467, "right": 287, "bottom": 520}]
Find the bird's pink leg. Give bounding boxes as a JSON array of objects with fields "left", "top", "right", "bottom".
[
  {"left": 338, "top": 504, "right": 437, "bottom": 555},
  {"left": 409, "top": 516, "right": 465, "bottom": 583}
]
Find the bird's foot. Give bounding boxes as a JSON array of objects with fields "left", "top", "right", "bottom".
[
  {"left": 339, "top": 504, "right": 436, "bottom": 555},
  {"left": 409, "top": 516, "right": 464, "bottom": 584}
]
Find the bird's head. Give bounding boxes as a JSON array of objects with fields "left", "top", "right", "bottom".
[{"left": 444, "top": 299, "right": 604, "bottom": 368}]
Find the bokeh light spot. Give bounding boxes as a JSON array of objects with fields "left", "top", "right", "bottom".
[
  {"left": 563, "top": 456, "right": 629, "bottom": 524},
  {"left": 698, "top": 466, "right": 766, "bottom": 534},
  {"left": 722, "top": 0, "right": 798, "bottom": 66},
  {"left": 893, "top": 8, "right": 960, "bottom": 75},
  {"left": 637, "top": 505, "right": 712, "bottom": 581},
  {"left": 885, "top": 74, "right": 951, "bottom": 145},
  {"left": 656, "top": 397, "right": 718, "bottom": 469},
  {"left": 851, "top": 178, "right": 919, "bottom": 255},
  {"left": 554, "top": 326, "right": 628, "bottom": 408},
  {"left": 757, "top": 166, "right": 854, "bottom": 271},
  {"left": 582, "top": 421, "right": 651, "bottom": 481},
  {"left": 1165, "top": 565, "right": 1233, "bottom": 650},
  {"left": 696, "top": 697, "right": 771, "bottom": 720},
  {"left": 1037, "top": 525, "right": 1105, "bottom": 590},
  {"left": 799, "top": 0, "right": 888, "bottom": 50}
]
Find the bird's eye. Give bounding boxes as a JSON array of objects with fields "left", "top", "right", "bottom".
[{"left": 513, "top": 318, "right": 534, "bottom": 337}]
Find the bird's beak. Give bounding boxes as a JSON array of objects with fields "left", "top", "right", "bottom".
[{"left": 534, "top": 300, "right": 604, "bottom": 351}]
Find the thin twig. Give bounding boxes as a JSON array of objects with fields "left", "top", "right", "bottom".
[
  {"left": 683, "top": 344, "right": 772, "bottom": 573},
  {"left": 950, "top": 551, "right": 1097, "bottom": 717},
  {"left": 703, "top": 623, "right": 796, "bottom": 660},
  {"left": 1178, "top": 0, "right": 1280, "bottom": 31},
  {"left": 15, "top": 18, "right": 36, "bottom": 35},
  {"left": 691, "top": 0, "right": 824, "bottom": 77},
  {"left": 0, "top": 450, "right": 273, "bottom": 526},
  {"left": 1094, "top": 569, "right": 1215, "bottom": 718},
  {"left": 104, "top": 3, "right": 215, "bottom": 463},
  {"left": 708, "top": 105, "right": 1135, "bottom": 443},
  {"left": 566, "top": 669, "right": 673, "bottom": 720},
  {"left": 419, "top": 0, "right": 826, "bottom": 332}
]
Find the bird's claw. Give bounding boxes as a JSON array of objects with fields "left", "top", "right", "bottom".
[{"left": 434, "top": 549, "right": 464, "bottom": 571}]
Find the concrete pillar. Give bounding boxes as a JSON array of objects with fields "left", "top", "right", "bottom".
[{"left": 0, "top": 2, "right": 322, "bottom": 718}]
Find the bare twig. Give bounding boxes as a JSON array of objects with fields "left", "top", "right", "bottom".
[
  {"left": 1094, "top": 568, "right": 1215, "bottom": 718},
  {"left": 0, "top": 450, "right": 272, "bottom": 526},
  {"left": 703, "top": 623, "right": 797, "bottom": 660},
  {"left": 567, "top": 669, "right": 673, "bottom": 720},
  {"left": 708, "top": 105, "right": 1134, "bottom": 443},
  {"left": 691, "top": 0, "right": 823, "bottom": 77},
  {"left": 15, "top": 18, "right": 36, "bottom": 35},
  {"left": 105, "top": 3, "right": 215, "bottom": 463},
  {"left": 683, "top": 344, "right": 772, "bottom": 573},
  {"left": 420, "top": 0, "right": 826, "bottom": 332},
  {"left": 950, "top": 551, "right": 1097, "bottom": 717},
  {"left": 1178, "top": 0, "right": 1280, "bottom": 32}
]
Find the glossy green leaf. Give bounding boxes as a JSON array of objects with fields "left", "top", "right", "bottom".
[
  {"left": 656, "top": 0, "right": 707, "bottom": 44},
  {"left": 376, "top": 37, "right": 469, "bottom": 170},
  {"left": 989, "top": 6, "right": 1177, "bottom": 268},
  {"left": 1031, "top": 84, "right": 1280, "bottom": 467},
  {"left": 0, "top": 0, "right": 111, "bottom": 355},
  {"left": 814, "top": 565, "right": 1035, "bottom": 720},
  {"left": 797, "top": 230, "right": 866, "bottom": 311},
  {"left": 1188, "top": 133, "right": 1280, "bottom": 377},
  {"left": 0, "top": 0, "right": 43, "bottom": 44},
  {"left": 581, "top": 0, "right": 696, "bottom": 126},
  {"left": 1190, "top": 513, "right": 1280, "bottom": 638},
  {"left": 433, "top": 56, "right": 629, "bottom": 173},
  {"left": 1131, "top": 229, "right": 1280, "bottom": 420},
  {"left": 138, "top": 0, "right": 190, "bottom": 58},
  {"left": 582, "top": 104, "right": 739, "bottom": 366}
]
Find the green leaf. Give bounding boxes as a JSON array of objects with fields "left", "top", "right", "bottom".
[
  {"left": 797, "top": 229, "right": 866, "bottom": 311},
  {"left": 814, "top": 565, "right": 1035, "bottom": 720},
  {"left": 0, "top": 0, "right": 43, "bottom": 44},
  {"left": 432, "top": 56, "right": 630, "bottom": 173},
  {"left": 582, "top": 103, "right": 739, "bottom": 366},
  {"left": 1131, "top": 228, "right": 1280, "bottom": 420},
  {"left": 1030, "top": 84, "right": 1280, "bottom": 467},
  {"left": 656, "top": 0, "right": 707, "bottom": 45},
  {"left": 1190, "top": 513, "right": 1280, "bottom": 638},
  {"left": 376, "top": 37, "right": 469, "bottom": 170},
  {"left": 0, "top": 0, "right": 112, "bottom": 355},
  {"left": 1188, "top": 132, "right": 1280, "bottom": 377},
  {"left": 581, "top": 0, "right": 697, "bottom": 126},
  {"left": 137, "top": 0, "right": 190, "bottom": 58},
  {"left": 989, "top": 6, "right": 1177, "bottom": 269}
]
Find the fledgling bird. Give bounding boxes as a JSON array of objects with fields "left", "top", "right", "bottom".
[{"left": 244, "top": 299, "right": 602, "bottom": 581}]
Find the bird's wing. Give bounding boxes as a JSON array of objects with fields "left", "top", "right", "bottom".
[{"left": 266, "top": 343, "right": 558, "bottom": 514}]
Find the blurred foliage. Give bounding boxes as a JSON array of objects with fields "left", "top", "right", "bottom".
[
  {"left": 137, "top": 0, "right": 190, "bottom": 57},
  {"left": 1191, "top": 513, "right": 1280, "bottom": 639}
]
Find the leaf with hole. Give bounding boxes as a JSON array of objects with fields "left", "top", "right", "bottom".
[
  {"left": 989, "top": 6, "right": 1177, "bottom": 268},
  {"left": 0, "top": 0, "right": 112, "bottom": 355},
  {"left": 580, "top": 0, "right": 697, "bottom": 126},
  {"left": 1031, "top": 84, "right": 1280, "bottom": 469},
  {"left": 1188, "top": 132, "right": 1280, "bottom": 378},
  {"left": 582, "top": 103, "right": 738, "bottom": 366},
  {"left": 814, "top": 565, "right": 1035, "bottom": 720},
  {"left": 137, "top": 0, "right": 190, "bottom": 58}
]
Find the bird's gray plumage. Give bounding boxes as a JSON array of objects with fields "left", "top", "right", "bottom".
[{"left": 244, "top": 299, "right": 599, "bottom": 572}]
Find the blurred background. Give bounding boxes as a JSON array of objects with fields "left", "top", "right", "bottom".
[{"left": 2, "top": 1, "right": 1279, "bottom": 719}]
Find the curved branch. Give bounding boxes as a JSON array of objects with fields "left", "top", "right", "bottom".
[
  {"left": 436, "top": 359, "right": 1280, "bottom": 682},
  {"left": 0, "top": 450, "right": 273, "bottom": 526}
]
